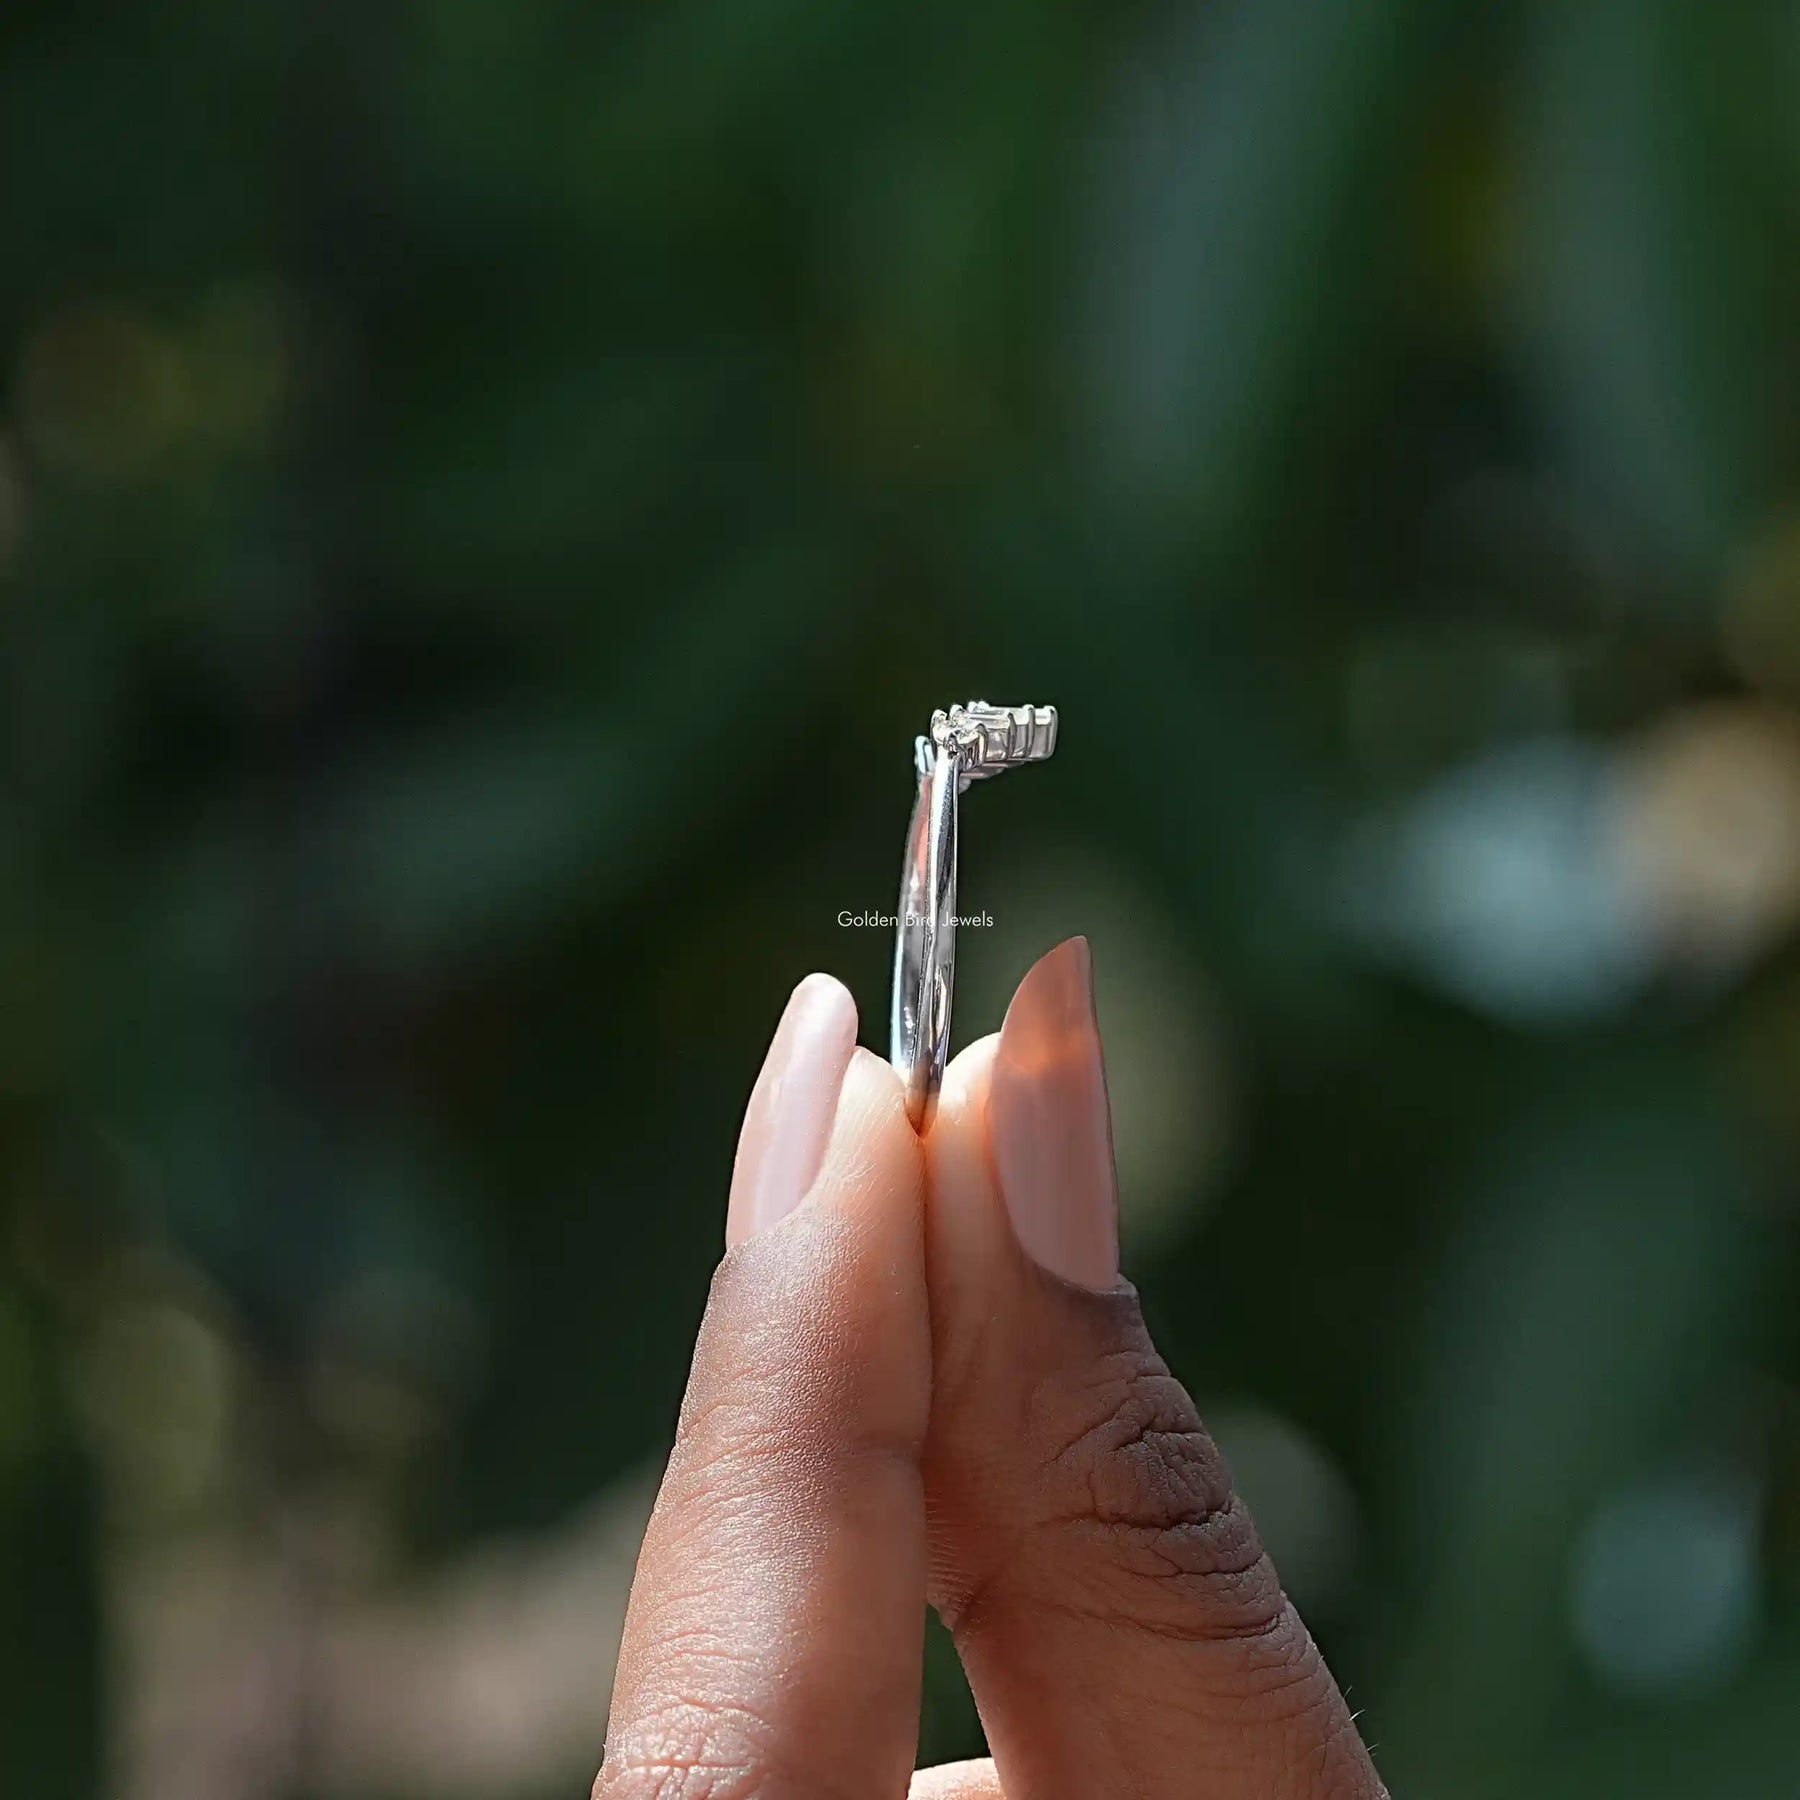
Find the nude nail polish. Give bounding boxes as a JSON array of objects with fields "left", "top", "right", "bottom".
[
  {"left": 727, "top": 974, "right": 859, "bottom": 1247},
  {"left": 988, "top": 937, "right": 1120, "bottom": 1288}
]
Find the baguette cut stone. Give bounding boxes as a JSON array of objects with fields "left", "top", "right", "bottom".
[{"left": 927, "top": 700, "right": 1058, "bottom": 780}]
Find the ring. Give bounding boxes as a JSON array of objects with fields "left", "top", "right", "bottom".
[{"left": 889, "top": 701, "right": 1059, "bottom": 1128}]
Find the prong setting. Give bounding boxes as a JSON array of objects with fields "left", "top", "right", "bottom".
[{"left": 929, "top": 700, "right": 1058, "bottom": 779}]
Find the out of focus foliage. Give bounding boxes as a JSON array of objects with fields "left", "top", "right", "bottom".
[{"left": 5, "top": 1, "right": 1800, "bottom": 1795}]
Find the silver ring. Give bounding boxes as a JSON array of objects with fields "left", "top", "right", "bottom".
[{"left": 890, "top": 701, "right": 1058, "bottom": 1128}]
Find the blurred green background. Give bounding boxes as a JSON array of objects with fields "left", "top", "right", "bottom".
[{"left": 5, "top": 0, "right": 1800, "bottom": 1794}]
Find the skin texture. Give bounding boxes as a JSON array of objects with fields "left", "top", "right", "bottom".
[{"left": 596, "top": 949, "right": 1387, "bottom": 1800}]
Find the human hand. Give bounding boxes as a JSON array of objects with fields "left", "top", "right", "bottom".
[{"left": 595, "top": 939, "right": 1387, "bottom": 1799}]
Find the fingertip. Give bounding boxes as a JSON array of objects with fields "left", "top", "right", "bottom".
[
  {"left": 812, "top": 1044, "right": 926, "bottom": 1224},
  {"left": 792, "top": 968, "right": 858, "bottom": 1024},
  {"left": 909, "top": 1759, "right": 1002, "bottom": 1799},
  {"left": 832, "top": 1044, "right": 915, "bottom": 1148},
  {"left": 727, "top": 971, "right": 860, "bottom": 1247},
  {"left": 935, "top": 1032, "right": 1000, "bottom": 1133},
  {"left": 925, "top": 1033, "right": 1000, "bottom": 1235},
  {"left": 920, "top": 1032, "right": 1014, "bottom": 1325},
  {"left": 843, "top": 1040, "right": 908, "bottom": 1109},
  {"left": 990, "top": 935, "right": 1119, "bottom": 1290}
]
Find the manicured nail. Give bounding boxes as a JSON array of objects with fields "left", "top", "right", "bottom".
[
  {"left": 989, "top": 937, "right": 1120, "bottom": 1287},
  {"left": 727, "top": 974, "right": 859, "bottom": 1247}
]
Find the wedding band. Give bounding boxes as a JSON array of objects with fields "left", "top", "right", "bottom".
[{"left": 890, "top": 701, "right": 1058, "bottom": 1129}]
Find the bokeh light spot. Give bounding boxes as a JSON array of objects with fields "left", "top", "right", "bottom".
[
  {"left": 18, "top": 304, "right": 191, "bottom": 479},
  {"left": 1571, "top": 1471, "right": 1760, "bottom": 1699}
]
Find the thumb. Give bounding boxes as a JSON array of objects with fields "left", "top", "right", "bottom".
[{"left": 921, "top": 938, "right": 1385, "bottom": 1800}]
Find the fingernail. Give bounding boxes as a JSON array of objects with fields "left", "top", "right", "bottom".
[
  {"left": 989, "top": 937, "right": 1120, "bottom": 1288},
  {"left": 727, "top": 974, "right": 859, "bottom": 1247}
]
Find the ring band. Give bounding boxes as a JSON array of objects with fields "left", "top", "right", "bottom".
[{"left": 889, "top": 702, "right": 1058, "bottom": 1128}]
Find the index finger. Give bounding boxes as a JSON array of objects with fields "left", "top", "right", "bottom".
[{"left": 597, "top": 976, "right": 931, "bottom": 1800}]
